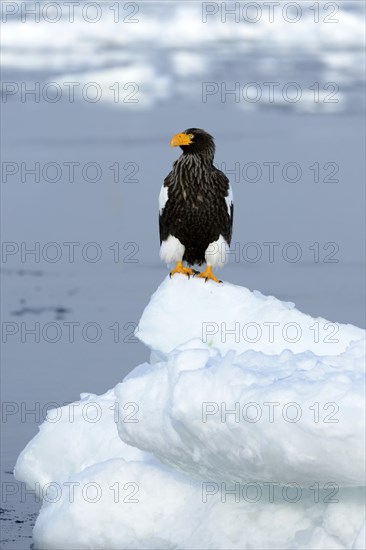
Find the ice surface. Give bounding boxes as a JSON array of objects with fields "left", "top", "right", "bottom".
[
  {"left": 2, "top": 2, "right": 365, "bottom": 112},
  {"left": 137, "top": 276, "right": 364, "bottom": 356},
  {"left": 14, "top": 276, "right": 365, "bottom": 549},
  {"left": 353, "top": 521, "right": 366, "bottom": 550},
  {"left": 116, "top": 339, "right": 365, "bottom": 487},
  {"left": 31, "top": 468, "right": 366, "bottom": 550},
  {"left": 14, "top": 388, "right": 148, "bottom": 495}
]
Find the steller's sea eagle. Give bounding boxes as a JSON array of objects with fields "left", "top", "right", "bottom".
[{"left": 159, "top": 128, "right": 233, "bottom": 283}]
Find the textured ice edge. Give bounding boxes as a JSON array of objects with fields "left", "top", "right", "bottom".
[{"left": 15, "top": 277, "right": 366, "bottom": 549}]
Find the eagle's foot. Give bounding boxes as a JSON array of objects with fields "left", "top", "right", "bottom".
[
  {"left": 197, "top": 265, "right": 222, "bottom": 284},
  {"left": 170, "top": 261, "right": 194, "bottom": 279}
]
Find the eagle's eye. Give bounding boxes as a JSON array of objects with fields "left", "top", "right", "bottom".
[{"left": 188, "top": 134, "right": 194, "bottom": 139}]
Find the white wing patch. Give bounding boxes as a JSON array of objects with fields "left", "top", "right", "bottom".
[
  {"left": 225, "top": 183, "right": 233, "bottom": 216},
  {"left": 159, "top": 185, "right": 169, "bottom": 215}
]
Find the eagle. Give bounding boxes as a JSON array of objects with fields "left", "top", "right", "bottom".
[{"left": 159, "top": 128, "right": 233, "bottom": 283}]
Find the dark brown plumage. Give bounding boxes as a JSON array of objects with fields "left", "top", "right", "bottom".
[{"left": 159, "top": 128, "right": 233, "bottom": 282}]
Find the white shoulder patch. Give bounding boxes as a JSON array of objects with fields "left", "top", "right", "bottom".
[
  {"left": 225, "top": 183, "right": 233, "bottom": 216},
  {"left": 159, "top": 185, "right": 169, "bottom": 215}
]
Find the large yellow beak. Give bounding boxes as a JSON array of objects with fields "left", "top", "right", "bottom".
[{"left": 170, "top": 133, "right": 193, "bottom": 147}]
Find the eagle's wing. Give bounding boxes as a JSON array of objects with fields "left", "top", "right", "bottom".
[
  {"left": 212, "top": 167, "right": 234, "bottom": 246},
  {"left": 159, "top": 171, "right": 173, "bottom": 245}
]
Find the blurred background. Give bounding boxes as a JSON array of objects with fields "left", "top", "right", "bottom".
[{"left": 1, "top": 1, "right": 365, "bottom": 547}]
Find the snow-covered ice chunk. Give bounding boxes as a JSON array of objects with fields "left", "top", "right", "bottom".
[
  {"left": 15, "top": 388, "right": 147, "bottom": 495},
  {"left": 136, "top": 276, "right": 364, "bottom": 356},
  {"left": 116, "top": 339, "right": 365, "bottom": 487},
  {"left": 14, "top": 277, "right": 366, "bottom": 549},
  {"left": 353, "top": 521, "right": 366, "bottom": 550},
  {"left": 31, "top": 458, "right": 366, "bottom": 550}
]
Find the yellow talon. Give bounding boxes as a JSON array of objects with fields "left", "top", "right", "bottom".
[
  {"left": 197, "top": 265, "right": 222, "bottom": 283},
  {"left": 170, "top": 261, "right": 194, "bottom": 278}
]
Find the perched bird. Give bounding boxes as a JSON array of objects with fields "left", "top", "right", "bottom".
[{"left": 159, "top": 128, "right": 233, "bottom": 283}]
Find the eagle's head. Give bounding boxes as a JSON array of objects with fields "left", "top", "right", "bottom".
[{"left": 170, "top": 128, "right": 215, "bottom": 158}]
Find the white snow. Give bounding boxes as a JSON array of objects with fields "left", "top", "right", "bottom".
[
  {"left": 353, "top": 521, "right": 366, "bottom": 550},
  {"left": 116, "top": 339, "right": 365, "bottom": 487},
  {"left": 14, "top": 276, "right": 365, "bottom": 549},
  {"left": 136, "top": 275, "right": 364, "bottom": 356},
  {"left": 14, "top": 388, "right": 148, "bottom": 496}
]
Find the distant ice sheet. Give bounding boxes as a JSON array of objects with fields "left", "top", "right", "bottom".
[{"left": 2, "top": 1, "right": 365, "bottom": 112}]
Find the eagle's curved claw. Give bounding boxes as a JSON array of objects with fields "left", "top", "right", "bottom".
[
  {"left": 197, "top": 266, "right": 222, "bottom": 284},
  {"left": 170, "top": 261, "right": 194, "bottom": 279}
]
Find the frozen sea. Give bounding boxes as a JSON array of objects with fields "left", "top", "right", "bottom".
[{"left": 1, "top": 1, "right": 365, "bottom": 547}]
